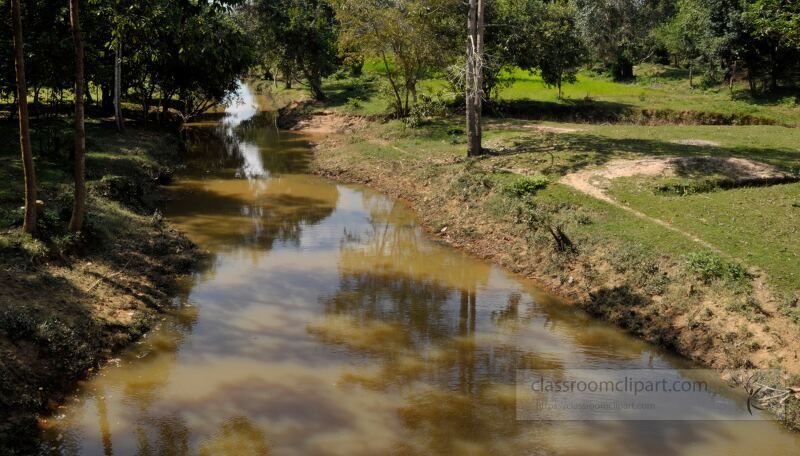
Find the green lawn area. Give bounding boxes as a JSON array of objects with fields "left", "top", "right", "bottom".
[
  {"left": 609, "top": 178, "right": 800, "bottom": 293},
  {"left": 493, "top": 66, "right": 800, "bottom": 125},
  {"left": 0, "top": 119, "right": 177, "bottom": 237},
  {"left": 305, "top": 62, "right": 800, "bottom": 125},
  {"left": 485, "top": 121, "right": 800, "bottom": 172}
]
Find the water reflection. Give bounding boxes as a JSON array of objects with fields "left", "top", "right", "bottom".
[{"left": 34, "top": 83, "right": 800, "bottom": 456}]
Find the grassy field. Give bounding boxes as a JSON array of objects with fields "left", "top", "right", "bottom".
[
  {"left": 609, "top": 177, "right": 800, "bottom": 292},
  {"left": 294, "top": 62, "right": 800, "bottom": 125}
]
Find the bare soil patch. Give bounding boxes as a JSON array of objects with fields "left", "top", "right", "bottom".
[
  {"left": 670, "top": 139, "right": 721, "bottom": 147},
  {"left": 561, "top": 156, "right": 795, "bottom": 202},
  {"left": 278, "top": 101, "right": 367, "bottom": 134}
]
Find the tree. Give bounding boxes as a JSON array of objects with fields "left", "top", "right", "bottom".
[
  {"left": 255, "top": 0, "right": 339, "bottom": 100},
  {"left": 747, "top": 0, "right": 800, "bottom": 91},
  {"left": 466, "top": 0, "right": 485, "bottom": 157},
  {"left": 10, "top": 0, "right": 38, "bottom": 233},
  {"left": 575, "top": 0, "right": 665, "bottom": 80},
  {"left": 68, "top": 0, "right": 86, "bottom": 233},
  {"left": 749, "top": 0, "right": 800, "bottom": 50},
  {"left": 656, "top": 0, "right": 710, "bottom": 88},
  {"left": 533, "top": 1, "right": 586, "bottom": 98},
  {"left": 335, "top": 0, "right": 456, "bottom": 117}
]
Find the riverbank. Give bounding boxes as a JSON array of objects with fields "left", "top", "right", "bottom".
[
  {"left": 295, "top": 110, "right": 800, "bottom": 424},
  {"left": 0, "top": 120, "right": 202, "bottom": 452}
]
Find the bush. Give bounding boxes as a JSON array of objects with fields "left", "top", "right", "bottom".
[
  {"left": 685, "top": 251, "right": 749, "bottom": 284},
  {"left": 404, "top": 93, "right": 450, "bottom": 128},
  {"left": 346, "top": 97, "right": 362, "bottom": 109},
  {"left": 503, "top": 175, "right": 550, "bottom": 197}
]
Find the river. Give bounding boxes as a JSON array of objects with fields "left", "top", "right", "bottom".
[{"left": 37, "top": 83, "right": 800, "bottom": 455}]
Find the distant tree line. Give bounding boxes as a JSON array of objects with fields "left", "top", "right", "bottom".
[{"left": 245, "top": 0, "right": 799, "bottom": 115}]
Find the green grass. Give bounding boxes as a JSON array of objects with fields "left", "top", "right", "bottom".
[
  {"left": 483, "top": 121, "right": 800, "bottom": 172},
  {"left": 609, "top": 177, "right": 800, "bottom": 292},
  {"left": 303, "top": 61, "right": 800, "bottom": 125},
  {"left": 493, "top": 65, "right": 800, "bottom": 125}
]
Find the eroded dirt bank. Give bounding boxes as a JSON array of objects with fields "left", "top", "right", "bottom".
[{"left": 0, "top": 127, "right": 203, "bottom": 453}]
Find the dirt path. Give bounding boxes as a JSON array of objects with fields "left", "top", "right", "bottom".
[
  {"left": 560, "top": 158, "right": 721, "bottom": 251},
  {"left": 560, "top": 156, "right": 796, "bottom": 253}
]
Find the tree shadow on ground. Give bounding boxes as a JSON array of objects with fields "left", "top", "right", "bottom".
[
  {"left": 319, "top": 78, "right": 380, "bottom": 111},
  {"left": 492, "top": 132, "right": 800, "bottom": 176},
  {"left": 488, "top": 99, "right": 636, "bottom": 123}
]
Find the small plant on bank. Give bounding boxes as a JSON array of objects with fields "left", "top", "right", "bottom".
[
  {"left": 503, "top": 175, "right": 550, "bottom": 197},
  {"left": 684, "top": 251, "right": 750, "bottom": 285},
  {"left": 346, "top": 97, "right": 362, "bottom": 109}
]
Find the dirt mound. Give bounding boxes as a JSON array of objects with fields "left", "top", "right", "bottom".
[{"left": 561, "top": 156, "right": 796, "bottom": 201}]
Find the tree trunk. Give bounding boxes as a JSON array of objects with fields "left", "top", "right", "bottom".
[
  {"left": 101, "top": 84, "right": 112, "bottom": 113},
  {"left": 306, "top": 70, "right": 326, "bottom": 101},
  {"left": 68, "top": 0, "right": 86, "bottom": 233},
  {"left": 380, "top": 51, "right": 404, "bottom": 117},
  {"left": 615, "top": 59, "right": 634, "bottom": 81},
  {"left": 557, "top": 74, "right": 563, "bottom": 99},
  {"left": 466, "top": 0, "right": 484, "bottom": 157},
  {"left": 114, "top": 43, "right": 125, "bottom": 132},
  {"left": 689, "top": 65, "right": 694, "bottom": 89},
  {"left": 11, "top": 0, "right": 37, "bottom": 234}
]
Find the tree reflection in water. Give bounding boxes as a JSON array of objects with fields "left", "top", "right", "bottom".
[{"left": 311, "top": 197, "right": 558, "bottom": 454}]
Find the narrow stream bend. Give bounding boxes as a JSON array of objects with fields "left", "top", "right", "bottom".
[{"left": 38, "top": 83, "right": 800, "bottom": 455}]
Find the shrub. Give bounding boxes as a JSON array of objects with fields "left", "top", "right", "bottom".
[
  {"left": 684, "top": 251, "right": 749, "bottom": 284},
  {"left": 503, "top": 175, "right": 550, "bottom": 197},
  {"left": 346, "top": 97, "right": 362, "bottom": 109}
]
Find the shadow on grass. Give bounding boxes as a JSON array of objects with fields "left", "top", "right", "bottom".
[
  {"left": 487, "top": 98, "right": 779, "bottom": 126},
  {"left": 488, "top": 98, "right": 637, "bottom": 123},
  {"left": 492, "top": 132, "right": 800, "bottom": 175},
  {"left": 320, "top": 77, "right": 380, "bottom": 110},
  {"left": 731, "top": 87, "right": 800, "bottom": 107}
]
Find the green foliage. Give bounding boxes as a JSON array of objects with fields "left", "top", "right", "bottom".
[
  {"left": 653, "top": 177, "right": 720, "bottom": 196},
  {"left": 607, "top": 243, "right": 671, "bottom": 295},
  {"left": 334, "top": 0, "right": 458, "bottom": 117},
  {"left": 575, "top": 0, "right": 666, "bottom": 80},
  {"left": 253, "top": 0, "right": 340, "bottom": 100},
  {"left": 404, "top": 93, "right": 450, "bottom": 128},
  {"left": 503, "top": 175, "right": 550, "bottom": 197},
  {"left": 748, "top": 0, "right": 800, "bottom": 50},
  {"left": 684, "top": 251, "right": 749, "bottom": 284},
  {"left": 529, "top": 1, "right": 586, "bottom": 98},
  {"left": 450, "top": 171, "right": 494, "bottom": 201}
]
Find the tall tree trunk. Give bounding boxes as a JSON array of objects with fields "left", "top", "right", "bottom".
[
  {"left": 68, "top": 0, "right": 86, "bottom": 233},
  {"left": 114, "top": 42, "right": 125, "bottom": 132},
  {"left": 557, "top": 74, "right": 563, "bottom": 99},
  {"left": 729, "top": 61, "right": 737, "bottom": 95},
  {"left": 11, "top": 0, "right": 37, "bottom": 234},
  {"left": 466, "top": 0, "right": 484, "bottom": 157}
]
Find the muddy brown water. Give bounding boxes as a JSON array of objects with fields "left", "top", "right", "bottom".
[{"left": 36, "top": 84, "right": 800, "bottom": 455}]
